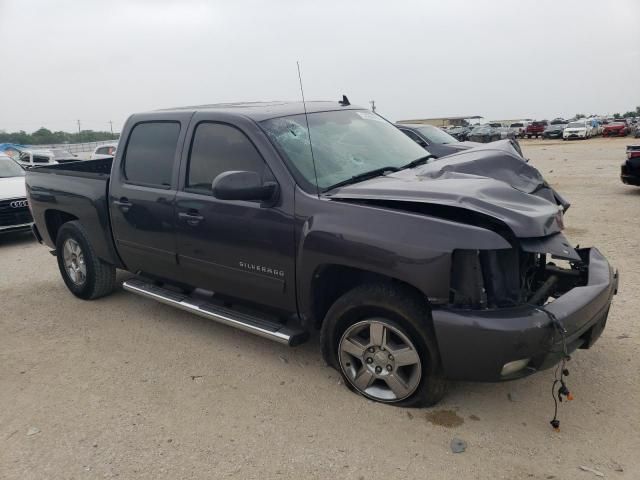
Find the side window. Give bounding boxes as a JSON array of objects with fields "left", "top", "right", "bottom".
[
  {"left": 186, "top": 123, "right": 267, "bottom": 194},
  {"left": 401, "top": 129, "right": 427, "bottom": 147},
  {"left": 123, "top": 122, "right": 180, "bottom": 187}
]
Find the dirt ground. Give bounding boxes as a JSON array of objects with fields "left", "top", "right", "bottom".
[{"left": 1, "top": 137, "right": 639, "bottom": 479}]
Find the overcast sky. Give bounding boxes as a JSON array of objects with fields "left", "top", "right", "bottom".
[{"left": 1, "top": 0, "right": 639, "bottom": 133}]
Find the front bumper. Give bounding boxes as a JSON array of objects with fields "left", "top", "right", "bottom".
[
  {"left": 621, "top": 163, "right": 640, "bottom": 186},
  {"left": 564, "top": 131, "right": 586, "bottom": 139},
  {"left": 432, "top": 248, "right": 617, "bottom": 381},
  {"left": 603, "top": 129, "right": 625, "bottom": 137},
  {"left": 544, "top": 132, "right": 563, "bottom": 138}
]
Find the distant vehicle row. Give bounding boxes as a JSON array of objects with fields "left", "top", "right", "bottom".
[
  {"left": 443, "top": 117, "right": 639, "bottom": 142},
  {"left": 0, "top": 142, "right": 118, "bottom": 167}
]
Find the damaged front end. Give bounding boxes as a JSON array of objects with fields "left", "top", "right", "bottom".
[
  {"left": 450, "top": 244, "right": 588, "bottom": 310},
  {"left": 433, "top": 240, "right": 617, "bottom": 382}
]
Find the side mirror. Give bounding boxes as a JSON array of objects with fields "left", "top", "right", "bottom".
[{"left": 212, "top": 171, "right": 278, "bottom": 204}]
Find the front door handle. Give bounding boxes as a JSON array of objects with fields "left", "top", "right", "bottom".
[
  {"left": 113, "top": 197, "right": 132, "bottom": 212},
  {"left": 178, "top": 211, "right": 204, "bottom": 226}
]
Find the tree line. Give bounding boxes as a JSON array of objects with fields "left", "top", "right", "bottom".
[
  {"left": 574, "top": 106, "right": 640, "bottom": 120},
  {"left": 0, "top": 127, "right": 119, "bottom": 145}
]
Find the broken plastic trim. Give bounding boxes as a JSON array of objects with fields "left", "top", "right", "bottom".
[{"left": 520, "top": 232, "right": 581, "bottom": 262}]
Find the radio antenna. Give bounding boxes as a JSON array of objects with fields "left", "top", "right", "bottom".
[{"left": 296, "top": 61, "right": 320, "bottom": 198}]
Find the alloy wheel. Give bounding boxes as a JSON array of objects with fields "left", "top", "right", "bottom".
[
  {"left": 339, "top": 319, "right": 422, "bottom": 402},
  {"left": 62, "top": 238, "right": 87, "bottom": 285}
]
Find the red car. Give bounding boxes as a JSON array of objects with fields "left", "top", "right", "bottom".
[
  {"left": 525, "top": 120, "right": 548, "bottom": 138},
  {"left": 603, "top": 121, "right": 629, "bottom": 137}
]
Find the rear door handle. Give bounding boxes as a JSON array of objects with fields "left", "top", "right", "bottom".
[
  {"left": 178, "top": 211, "right": 204, "bottom": 226},
  {"left": 113, "top": 197, "right": 132, "bottom": 212}
]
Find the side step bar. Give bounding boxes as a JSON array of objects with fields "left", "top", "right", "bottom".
[{"left": 122, "top": 278, "right": 308, "bottom": 346}]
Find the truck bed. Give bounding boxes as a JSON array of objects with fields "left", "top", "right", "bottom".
[
  {"left": 25, "top": 157, "right": 123, "bottom": 267},
  {"left": 33, "top": 157, "right": 113, "bottom": 178}
]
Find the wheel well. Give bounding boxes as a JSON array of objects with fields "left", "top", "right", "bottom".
[
  {"left": 45, "top": 210, "right": 78, "bottom": 243},
  {"left": 310, "top": 265, "right": 427, "bottom": 328}
]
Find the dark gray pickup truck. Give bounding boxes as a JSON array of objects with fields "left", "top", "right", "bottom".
[{"left": 26, "top": 101, "right": 618, "bottom": 407}]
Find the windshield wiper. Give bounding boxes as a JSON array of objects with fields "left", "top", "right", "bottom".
[
  {"left": 324, "top": 166, "right": 400, "bottom": 191},
  {"left": 400, "top": 154, "right": 437, "bottom": 170}
]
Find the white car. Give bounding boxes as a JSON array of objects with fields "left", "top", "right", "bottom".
[
  {"left": 509, "top": 121, "right": 528, "bottom": 138},
  {"left": 586, "top": 118, "right": 602, "bottom": 136},
  {"left": 90, "top": 142, "right": 118, "bottom": 160},
  {"left": 563, "top": 121, "right": 592, "bottom": 140},
  {"left": 0, "top": 154, "right": 33, "bottom": 233},
  {"left": 4, "top": 146, "right": 57, "bottom": 167}
]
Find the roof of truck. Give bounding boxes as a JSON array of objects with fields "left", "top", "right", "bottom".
[{"left": 156, "top": 100, "right": 363, "bottom": 121}]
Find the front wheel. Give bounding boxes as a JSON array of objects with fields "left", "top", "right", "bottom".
[
  {"left": 321, "top": 283, "right": 447, "bottom": 407},
  {"left": 56, "top": 221, "right": 116, "bottom": 299}
]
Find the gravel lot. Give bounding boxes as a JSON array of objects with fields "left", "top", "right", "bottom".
[{"left": 1, "top": 137, "right": 638, "bottom": 479}]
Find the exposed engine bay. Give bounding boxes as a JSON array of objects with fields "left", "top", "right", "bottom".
[{"left": 450, "top": 247, "right": 589, "bottom": 309}]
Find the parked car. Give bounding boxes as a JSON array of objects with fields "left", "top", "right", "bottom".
[
  {"left": 90, "top": 142, "right": 118, "bottom": 160},
  {"left": 587, "top": 118, "right": 602, "bottom": 136},
  {"left": 525, "top": 121, "right": 549, "bottom": 138},
  {"left": 0, "top": 154, "right": 33, "bottom": 234},
  {"left": 495, "top": 126, "right": 518, "bottom": 140},
  {"left": 508, "top": 122, "right": 527, "bottom": 138},
  {"left": 51, "top": 148, "right": 80, "bottom": 164},
  {"left": 26, "top": 100, "right": 617, "bottom": 407},
  {"left": 563, "top": 121, "right": 592, "bottom": 140},
  {"left": 543, "top": 123, "right": 567, "bottom": 139},
  {"left": 603, "top": 121, "right": 629, "bottom": 137},
  {"left": 621, "top": 145, "right": 640, "bottom": 186},
  {"left": 396, "top": 124, "right": 481, "bottom": 157},
  {"left": 468, "top": 124, "right": 501, "bottom": 143},
  {"left": 0, "top": 144, "right": 56, "bottom": 167},
  {"left": 16, "top": 148, "right": 56, "bottom": 167},
  {"left": 447, "top": 126, "right": 471, "bottom": 141}
]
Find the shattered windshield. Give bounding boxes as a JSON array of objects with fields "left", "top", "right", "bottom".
[{"left": 260, "top": 110, "right": 427, "bottom": 191}]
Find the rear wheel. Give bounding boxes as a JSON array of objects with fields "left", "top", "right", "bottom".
[
  {"left": 56, "top": 221, "right": 116, "bottom": 299},
  {"left": 321, "top": 283, "right": 447, "bottom": 407}
]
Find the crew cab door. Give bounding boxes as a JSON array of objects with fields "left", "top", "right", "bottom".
[
  {"left": 109, "top": 113, "right": 191, "bottom": 280},
  {"left": 174, "top": 115, "right": 296, "bottom": 311}
]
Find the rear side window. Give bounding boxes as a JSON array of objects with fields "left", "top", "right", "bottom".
[
  {"left": 186, "top": 123, "right": 267, "bottom": 194},
  {"left": 123, "top": 122, "right": 180, "bottom": 187}
]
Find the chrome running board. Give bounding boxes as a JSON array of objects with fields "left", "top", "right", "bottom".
[{"left": 122, "top": 278, "right": 308, "bottom": 346}]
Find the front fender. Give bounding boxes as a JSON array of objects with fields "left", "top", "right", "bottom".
[{"left": 294, "top": 193, "right": 511, "bottom": 323}]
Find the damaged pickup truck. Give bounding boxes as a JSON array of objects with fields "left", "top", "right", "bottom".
[{"left": 25, "top": 100, "right": 617, "bottom": 407}]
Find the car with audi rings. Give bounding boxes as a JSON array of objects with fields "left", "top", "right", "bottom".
[
  {"left": 0, "top": 154, "right": 33, "bottom": 234},
  {"left": 25, "top": 100, "right": 617, "bottom": 407}
]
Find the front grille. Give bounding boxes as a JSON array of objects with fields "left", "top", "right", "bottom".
[{"left": 0, "top": 199, "right": 33, "bottom": 227}]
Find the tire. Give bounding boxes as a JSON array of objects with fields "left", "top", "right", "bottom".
[
  {"left": 56, "top": 221, "right": 116, "bottom": 300},
  {"left": 320, "top": 283, "right": 447, "bottom": 407}
]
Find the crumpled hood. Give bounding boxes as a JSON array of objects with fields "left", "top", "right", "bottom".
[
  {"left": 0, "top": 176, "right": 27, "bottom": 200},
  {"left": 327, "top": 140, "right": 566, "bottom": 238}
]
